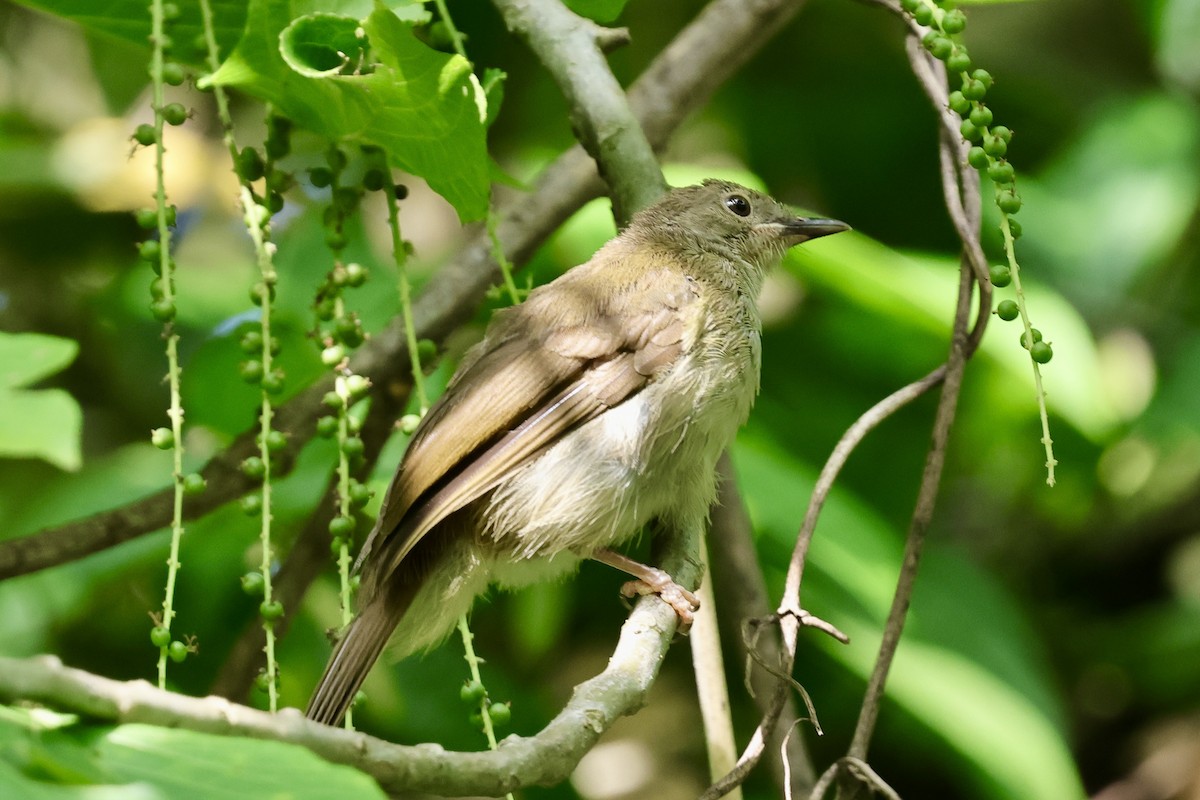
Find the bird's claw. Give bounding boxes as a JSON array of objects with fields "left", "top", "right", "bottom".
[{"left": 619, "top": 568, "right": 700, "bottom": 633}]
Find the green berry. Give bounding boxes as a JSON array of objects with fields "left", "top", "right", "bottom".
[
  {"left": 983, "top": 134, "right": 1008, "bottom": 158},
  {"left": 991, "top": 125, "right": 1012, "bottom": 143},
  {"left": 362, "top": 169, "right": 386, "bottom": 192},
  {"left": 336, "top": 317, "right": 364, "bottom": 348},
  {"left": 962, "top": 78, "right": 986, "bottom": 101},
  {"left": 149, "top": 277, "right": 165, "bottom": 300},
  {"left": 240, "top": 494, "right": 263, "bottom": 515},
  {"left": 249, "top": 281, "right": 273, "bottom": 306},
  {"left": 260, "top": 600, "right": 284, "bottom": 620},
  {"left": 967, "top": 146, "right": 989, "bottom": 170},
  {"left": 1030, "top": 341, "right": 1053, "bottom": 364},
  {"left": 237, "top": 147, "right": 264, "bottom": 182},
  {"left": 241, "top": 456, "right": 266, "bottom": 481},
  {"left": 162, "top": 2, "right": 181, "bottom": 20},
  {"left": 400, "top": 413, "right": 421, "bottom": 435},
  {"left": 349, "top": 574, "right": 361, "bottom": 592},
  {"left": 133, "top": 123, "right": 157, "bottom": 146},
  {"left": 488, "top": 702, "right": 511, "bottom": 727},
  {"left": 1019, "top": 328, "right": 1044, "bottom": 348},
  {"left": 254, "top": 672, "right": 272, "bottom": 692},
  {"left": 972, "top": 68, "right": 994, "bottom": 89},
  {"left": 946, "top": 50, "right": 971, "bottom": 75},
  {"left": 987, "top": 160, "right": 1015, "bottom": 184},
  {"left": 349, "top": 481, "right": 373, "bottom": 508},
  {"left": 325, "top": 146, "right": 348, "bottom": 171},
  {"left": 241, "top": 571, "right": 265, "bottom": 595},
  {"left": 469, "top": 710, "right": 484, "bottom": 728},
  {"left": 240, "top": 330, "right": 263, "bottom": 353},
  {"left": 261, "top": 369, "right": 285, "bottom": 395},
  {"left": 928, "top": 36, "right": 953, "bottom": 61},
  {"left": 322, "top": 391, "right": 343, "bottom": 410},
  {"left": 240, "top": 359, "right": 264, "bottom": 383},
  {"left": 161, "top": 63, "right": 185, "bottom": 86},
  {"left": 996, "top": 300, "right": 1019, "bottom": 321},
  {"left": 150, "top": 299, "right": 176, "bottom": 322},
  {"left": 161, "top": 103, "right": 188, "bottom": 126},
  {"left": 345, "top": 374, "right": 371, "bottom": 398},
  {"left": 969, "top": 105, "right": 993, "bottom": 128},
  {"left": 329, "top": 515, "right": 356, "bottom": 538},
  {"left": 309, "top": 167, "right": 333, "bottom": 188},
  {"left": 342, "top": 436, "right": 365, "bottom": 459},
  {"left": 150, "top": 626, "right": 171, "bottom": 648},
  {"left": 183, "top": 472, "right": 207, "bottom": 495},
  {"left": 330, "top": 536, "right": 345, "bottom": 556},
  {"left": 315, "top": 298, "right": 336, "bottom": 321},
  {"left": 948, "top": 91, "right": 969, "bottom": 115},
  {"left": 460, "top": 680, "right": 486, "bottom": 704},
  {"left": 135, "top": 208, "right": 158, "bottom": 229},
  {"left": 997, "top": 189, "right": 1022, "bottom": 214},
  {"left": 345, "top": 262, "right": 367, "bottom": 287},
  {"left": 265, "top": 430, "right": 288, "bottom": 453},
  {"left": 1008, "top": 219, "right": 1023, "bottom": 239},
  {"left": 321, "top": 344, "right": 345, "bottom": 366},
  {"left": 959, "top": 119, "right": 981, "bottom": 142},
  {"left": 989, "top": 265, "right": 1012, "bottom": 287},
  {"left": 352, "top": 690, "right": 367, "bottom": 708},
  {"left": 914, "top": 4, "right": 934, "bottom": 25},
  {"left": 151, "top": 427, "right": 174, "bottom": 449},
  {"left": 316, "top": 415, "right": 339, "bottom": 437},
  {"left": 941, "top": 9, "right": 967, "bottom": 34},
  {"left": 394, "top": 183, "right": 409, "bottom": 201},
  {"left": 139, "top": 239, "right": 162, "bottom": 261},
  {"left": 168, "top": 640, "right": 188, "bottom": 663},
  {"left": 900, "top": 0, "right": 920, "bottom": 12}
]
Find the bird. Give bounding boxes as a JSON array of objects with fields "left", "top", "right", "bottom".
[{"left": 305, "top": 178, "right": 849, "bottom": 725}]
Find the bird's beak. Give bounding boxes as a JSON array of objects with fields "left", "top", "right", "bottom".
[{"left": 777, "top": 217, "right": 851, "bottom": 245}]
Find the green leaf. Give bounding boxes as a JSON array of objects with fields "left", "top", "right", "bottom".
[
  {"left": 11, "top": 0, "right": 249, "bottom": 68},
  {"left": 0, "top": 710, "right": 385, "bottom": 798},
  {"left": 208, "top": 1, "right": 489, "bottom": 220},
  {"left": 0, "top": 333, "right": 81, "bottom": 471}
]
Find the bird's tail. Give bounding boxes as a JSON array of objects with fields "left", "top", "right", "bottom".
[{"left": 305, "top": 590, "right": 410, "bottom": 726}]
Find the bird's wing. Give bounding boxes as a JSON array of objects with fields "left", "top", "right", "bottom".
[{"left": 355, "top": 264, "right": 699, "bottom": 597}]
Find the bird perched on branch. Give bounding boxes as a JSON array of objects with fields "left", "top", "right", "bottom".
[{"left": 306, "top": 179, "right": 848, "bottom": 726}]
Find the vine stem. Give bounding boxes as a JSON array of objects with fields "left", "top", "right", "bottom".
[
  {"left": 239, "top": 187, "right": 279, "bottom": 712},
  {"left": 1001, "top": 214, "right": 1057, "bottom": 485},
  {"left": 149, "top": 0, "right": 185, "bottom": 691},
  {"left": 456, "top": 616, "right": 516, "bottom": 800},
  {"left": 334, "top": 373, "right": 355, "bottom": 729}
]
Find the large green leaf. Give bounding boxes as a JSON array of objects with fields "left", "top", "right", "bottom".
[
  {"left": 0, "top": 709, "right": 385, "bottom": 799},
  {"left": 207, "top": 1, "right": 489, "bottom": 220},
  {"left": 733, "top": 433, "right": 1085, "bottom": 800},
  {"left": 0, "top": 333, "right": 82, "bottom": 471}
]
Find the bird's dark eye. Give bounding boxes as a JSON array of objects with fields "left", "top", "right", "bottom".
[{"left": 724, "top": 195, "right": 751, "bottom": 217}]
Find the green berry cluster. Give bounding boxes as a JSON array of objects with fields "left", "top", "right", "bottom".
[
  {"left": 150, "top": 624, "right": 197, "bottom": 663},
  {"left": 902, "top": 0, "right": 1050, "bottom": 366},
  {"left": 460, "top": 679, "right": 512, "bottom": 730}
]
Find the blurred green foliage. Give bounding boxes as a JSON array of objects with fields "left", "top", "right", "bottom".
[{"left": 0, "top": 0, "right": 1199, "bottom": 798}]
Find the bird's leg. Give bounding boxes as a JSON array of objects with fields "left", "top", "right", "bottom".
[{"left": 591, "top": 548, "right": 700, "bottom": 632}]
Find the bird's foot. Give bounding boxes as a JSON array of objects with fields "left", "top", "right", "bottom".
[{"left": 618, "top": 567, "right": 701, "bottom": 633}]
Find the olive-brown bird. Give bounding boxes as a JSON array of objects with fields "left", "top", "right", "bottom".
[{"left": 306, "top": 179, "right": 848, "bottom": 725}]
